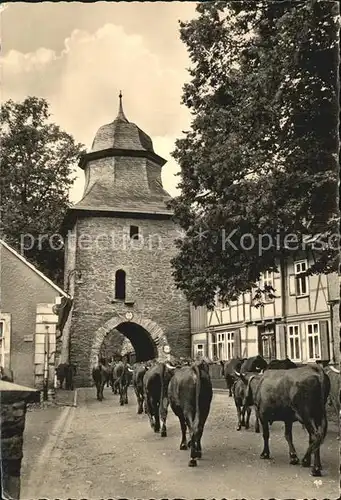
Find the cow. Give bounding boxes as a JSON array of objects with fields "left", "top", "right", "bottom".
[
  {"left": 323, "top": 364, "right": 340, "bottom": 418},
  {"left": 143, "top": 360, "right": 179, "bottom": 437},
  {"left": 252, "top": 364, "right": 330, "bottom": 477},
  {"left": 232, "top": 373, "right": 260, "bottom": 432},
  {"left": 234, "top": 371, "right": 262, "bottom": 432},
  {"left": 265, "top": 358, "right": 297, "bottom": 370},
  {"left": 114, "top": 361, "right": 134, "bottom": 406},
  {"left": 105, "top": 358, "right": 114, "bottom": 388},
  {"left": 56, "top": 363, "right": 76, "bottom": 390},
  {"left": 133, "top": 362, "right": 149, "bottom": 414},
  {"left": 233, "top": 377, "right": 250, "bottom": 431},
  {"left": 220, "top": 358, "right": 246, "bottom": 397},
  {"left": 168, "top": 359, "right": 213, "bottom": 467},
  {"left": 234, "top": 360, "right": 298, "bottom": 432},
  {"left": 92, "top": 358, "right": 111, "bottom": 401},
  {"left": 107, "top": 361, "right": 119, "bottom": 394},
  {"left": 0, "top": 366, "right": 14, "bottom": 382},
  {"left": 240, "top": 355, "right": 268, "bottom": 373}
]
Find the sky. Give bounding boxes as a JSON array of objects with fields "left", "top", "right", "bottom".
[{"left": 1, "top": 1, "right": 197, "bottom": 203}]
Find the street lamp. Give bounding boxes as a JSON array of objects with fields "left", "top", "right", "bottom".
[
  {"left": 327, "top": 299, "right": 339, "bottom": 364},
  {"left": 43, "top": 323, "right": 50, "bottom": 401}
]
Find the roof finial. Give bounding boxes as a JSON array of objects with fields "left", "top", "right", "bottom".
[{"left": 116, "top": 90, "right": 128, "bottom": 122}]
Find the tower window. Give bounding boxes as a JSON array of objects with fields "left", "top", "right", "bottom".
[
  {"left": 115, "top": 269, "right": 126, "bottom": 300},
  {"left": 130, "top": 225, "right": 139, "bottom": 240}
]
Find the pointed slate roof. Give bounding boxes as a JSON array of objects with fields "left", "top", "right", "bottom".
[
  {"left": 90, "top": 92, "right": 156, "bottom": 155},
  {"left": 64, "top": 93, "right": 173, "bottom": 224}
]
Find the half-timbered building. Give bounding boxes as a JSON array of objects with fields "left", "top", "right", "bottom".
[{"left": 191, "top": 252, "right": 340, "bottom": 365}]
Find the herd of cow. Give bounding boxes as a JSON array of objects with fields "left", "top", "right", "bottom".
[
  {"left": 85, "top": 354, "right": 340, "bottom": 475},
  {"left": 1, "top": 354, "right": 338, "bottom": 476},
  {"left": 90, "top": 356, "right": 212, "bottom": 467}
]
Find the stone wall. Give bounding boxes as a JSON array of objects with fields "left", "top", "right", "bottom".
[
  {"left": 0, "top": 399, "right": 26, "bottom": 499},
  {"left": 59, "top": 223, "right": 77, "bottom": 365},
  {"left": 68, "top": 215, "right": 190, "bottom": 386}
]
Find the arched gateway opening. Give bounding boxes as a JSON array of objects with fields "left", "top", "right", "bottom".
[
  {"left": 89, "top": 312, "right": 169, "bottom": 376},
  {"left": 106, "top": 322, "right": 157, "bottom": 361}
]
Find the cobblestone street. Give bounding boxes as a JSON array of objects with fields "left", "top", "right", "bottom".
[{"left": 21, "top": 387, "right": 339, "bottom": 499}]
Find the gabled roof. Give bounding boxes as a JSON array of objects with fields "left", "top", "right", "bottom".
[{"left": 0, "top": 239, "right": 70, "bottom": 298}]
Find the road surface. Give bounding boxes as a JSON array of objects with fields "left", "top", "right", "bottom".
[{"left": 22, "top": 387, "right": 339, "bottom": 499}]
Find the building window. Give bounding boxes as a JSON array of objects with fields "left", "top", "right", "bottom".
[
  {"left": 226, "top": 332, "right": 234, "bottom": 359},
  {"left": 194, "top": 343, "right": 204, "bottom": 359},
  {"left": 287, "top": 324, "right": 301, "bottom": 361},
  {"left": 307, "top": 322, "right": 321, "bottom": 360},
  {"left": 294, "top": 260, "right": 308, "bottom": 296},
  {"left": 261, "top": 271, "right": 274, "bottom": 301},
  {"left": 210, "top": 333, "right": 217, "bottom": 360},
  {"left": 115, "top": 270, "right": 126, "bottom": 300},
  {"left": 130, "top": 226, "right": 139, "bottom": 240},
  {"left": 210, "top": 331, "right": 234, "bottom": 360},
  {"left": 259, "top": 324, "right": 276, "bottom": 360}
]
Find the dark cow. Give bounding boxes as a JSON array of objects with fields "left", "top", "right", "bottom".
[
  {"left": 133, "top": 362, "right": 149, "bottom": 414},
  {"left": 234, "top": 371, "right": 262, "bottom": 432},
  {"left": 56, "top": 363, "right": 76, "bottom": 390},
  {"left": 92, "top": 358, "right": 111, "bottom": 401},
  {"left": 107, "top": 361, "right": 119, "bottom": 394},
  {"left": 0, "top": 366, "right": 14, "bottom": 382},
  {"left": 220, "top": 358, "right": 246, "bottom": 397},
  {"left": 234, "top": 359, "right": 298, "bottom": 432},
  {"left": 265, "top": 358, "right": 297, "bottom": 370},
  {"left": 233, "top": 377, "right": 250, "bottom": 431},
  {"left": 168, "top": 359, "right": 213, "bottom": 467},
  {"left": 114, "top": 361, "right": 134, "bottom": 405},
  {"left": 105, "top": 359, "right": 114, "bottom": 387},
  {"left": 240, "top": 355, "right": 268, "bottom": 373},
  {"left": 253, "top": 364, "right": 330, "bottom": 476},
  {"left": 323, "top": 364, "right": 340, "bottom": 418},
  {"left": 233, "top": 374, "right": 260, "bottom": 432},
  {"left": 143, "top": 361, "right": 178, "bottom": 437}
]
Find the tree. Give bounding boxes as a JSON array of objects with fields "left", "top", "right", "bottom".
[
  {"left": 0, "top": 97, "right": 85, "bottom": 286},
  {"left": 170, "top": 1, "right": 339, "bottom": 309}
]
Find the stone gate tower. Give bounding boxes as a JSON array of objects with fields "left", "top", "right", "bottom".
[{"left": 62, "top": 95, "right": 191, "bottom": 386}]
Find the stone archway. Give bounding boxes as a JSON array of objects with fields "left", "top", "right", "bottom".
[{"left": 89, "top": 311, "right": 169, "bottom": 376}]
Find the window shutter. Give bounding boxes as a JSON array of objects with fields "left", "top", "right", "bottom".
[
  {"left": 234, "top": 328, "right": 241, "bottom": 358},
  {"left": 288, "top": 275, "right": 296, "bottom": 296},
  {"left": 277, "top": 324, "right": 287, "bottom": 359},
  {"left": 319, "top": 320, "right": 330, "bottom": 361}
]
